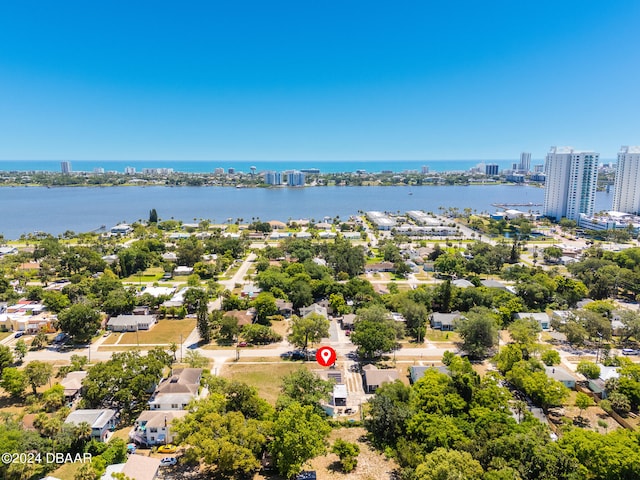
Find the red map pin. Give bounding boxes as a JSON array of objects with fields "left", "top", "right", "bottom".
[{"left": 316, "top": 346, "right": 337, "bottom": 367}]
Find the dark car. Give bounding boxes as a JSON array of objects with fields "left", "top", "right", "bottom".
[
  {"left": 14, "top": 331, "right": 24, "bottom": 338},
  {"left": 296, "top": 472, "right": 317, "bottom": 480}
]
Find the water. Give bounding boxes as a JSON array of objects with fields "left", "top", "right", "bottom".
[
  {"left": 0, "top": 159, "right": 521, "bottom": 174},
  {"left": 0, "top": 185, "right": 613, "bottom": 240}
]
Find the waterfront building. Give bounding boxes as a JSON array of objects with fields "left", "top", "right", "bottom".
[
  {"left": 214, "top": 167, "right": 224, "bottom": 174},
  {"left": 93, "top": 167, "right": 105, "bottom": 174},
  {"left": 506, "top": 173, "right": 525, "bottom": 183},
  {"left": 613, "top": 146, "right": 640, "bottom": 214},
  {"left": 578, "top": 211, "right": 640, "bottom": 234},
  {"left": 407, "top": 210, "right": 440, "bottom": 226},
  {"left": 519, "top": 152, "right": 531, "bottom": 172},
  {"left": 543, "top": 146, "right": 598, "bottom": 222},
  {"left": 124, "top": 166, "right": 136, "bottom": 175},
  {"left": 264, "top": 171, "right": 282, "bottom": 185},
  {"left": 286, "top": 170, "right": 305, "bottom": 187},
  {"left": 366, "top": 211, "right": 396, "bottom": 230},
  {"left": 60, "top": 161, "right": 71, "bottom": 174},
  {"left": 485, "top": 164, "right": 499, "bottom": 176},
  {"left": 421, "top": 165, "right": 429, "bottom": 174},
  {"left": 228, "top": 167, "right": 235, "bottom": 174},
  {"left": 534, "top": 164, "right": 544, "bottom": 173}
]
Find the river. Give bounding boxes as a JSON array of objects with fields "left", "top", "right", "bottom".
[{"left": 0, "top": 185, "right": 612, "bottom": 239}]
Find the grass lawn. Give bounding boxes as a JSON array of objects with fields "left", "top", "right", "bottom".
[
  {"left": 0, "top": 331, "right": 12, "bottom": 341},
  {"left": 50, "top": 460, "right": 83, "bottom": 480},
  {"left": 425, "top": 329, "right": 460, "bottom": 342},
  {"left": 118, "top": 319, "right": 196, "bottom": 345},
  {"left": 101, "top": 333, "right": 122, "bottom": 345},
  {"left": 221, "top": 362, "right": 308, "bottom": 405},
  {"left": 122, "top": 266, "right": 165, "bottom": 283}
]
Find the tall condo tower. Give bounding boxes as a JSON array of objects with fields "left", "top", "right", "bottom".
[
  {"left": 519, "top": 152, "right": 531, "bottom": 172},
  {"left": 543, "top": 146, "right": 598, "bottom": 221},
  {"left": 613, "top": 146, "right": 640, "bottom": 214},
  {"left": 60, "top": 161, "right": 71, "bottom": 174}
]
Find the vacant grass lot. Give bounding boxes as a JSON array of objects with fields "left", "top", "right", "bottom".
[
  {"left": 220, "top": 362, "right": 308, "bottom": 405},
  {"left": 117, "top": 319, "right": 196, "bottom": 345},
  {"left": 425, "top": 329, "right": 460, "bottom": 343},
  {"left": 122, "top": 266, "right": 165, "bottom": 283}
]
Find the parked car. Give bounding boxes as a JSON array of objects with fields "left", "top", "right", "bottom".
[
  {"left": 622, "top": 348, "right": 638, "bottom": 355},
  {"left": 14, "top": 331, "right": 24, "bottom": 338},
  {"left": 160, "top": 457, "right": 177, "bottom": 467},
  {"left": 296, "top": 472, "right": 317, "bottom": 480},
  {"left": 157, "top": 444, "right": 177, "bottom": 454},
  {"left": 237, "top": 341, "right": 248, "bottom": 347}
]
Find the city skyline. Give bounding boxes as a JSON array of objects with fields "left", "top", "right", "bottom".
[{"left": 1, "top": 2, "right": 640, "bottom": 161}]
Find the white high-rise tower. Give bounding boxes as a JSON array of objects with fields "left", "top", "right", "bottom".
[
  {"left": 543, "top": 147, "right": 598, "bottom": 222},
  {"left": 519, "top": 152, "right": 531, "bottom": 172},
  {"left": 613, "top": 146, "right": 640, "bottom": 214}
]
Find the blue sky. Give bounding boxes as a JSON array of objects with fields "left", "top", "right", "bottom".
[{"left": 1, "top": 1, "right": 639, "bottom": 161}]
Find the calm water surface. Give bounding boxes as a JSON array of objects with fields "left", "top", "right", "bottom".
[{"left": 0, "top": 185, "right": 612, "bottom": 239}]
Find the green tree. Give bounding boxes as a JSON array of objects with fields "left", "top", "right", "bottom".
[
  {"left": 277, "top": 369, "right": 333, "bottom": 412},
  {"left": 575, "top": 392, "right": 594, "bottom": 420},
  {"left": 252, "top": 292, "right": 278, "bottom": 324},
  {"left": 577, "top": 361, "right": 601, "bottom": 380},
  {"left": 414, "top": 447, "right": 484, "bottom": 480},
  {"left": 219, "top": 315, "right": 240, "bottom": 342},
  {"left": 0, "top": 367, "right": 28, "bottom": 397},
  {"left": 456, "top": 307, "right": 499, "bottom": 359},
  {"left": 350, "top": 318, "right": 397, "bottom": 358},
  {"left": 149, "top": 208, "right": 158, "bottom": 223},
  {"left": 185, "top": 350, "right": 209, "bottom": 368},
  {"left": 332, "top": 439, "right": 360, "bottom": 473},
  {"left": 57, "top": 303, "right": 101, "bottom": 342},
  {"left": 288, "top": 314, "right": 330, "bottom": 350},
  {"left": 270, "top": 402, "right": 331, "bottom": 479},
  {"left": 13, "top": 339, "right": 27, "bottom": 364},
  {"left": 541, "top": 349, "right": 561, "bottom": 366},
  {"left": 0, "top": 345, "right": 14, "bottom": 374},
  {"left": 508, "top": 317, "right": 541, "bottom": 345},
  {"left": 24, "top": 360, "right": 53, "bottom": 395}
]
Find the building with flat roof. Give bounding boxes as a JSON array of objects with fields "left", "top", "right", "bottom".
[
  {"left": 366, "top": 211, "right": 396, "bottom": 230},
  {"left": 485, "top": 164, "right": 499, "bottom": 176},
  {"left": 613, "top": 146, "right": 640, "bottom": 214},
  {"left": 286, "top": 170, "right": 305, "bottom": 187},
  {"left": 60, "top": 161, "right": 71, "bottom": 174},
  {"left": 519, "top": 152, "right": 531, "bottom": 172},
  {"left": 543, "top": 146, "right": 598, "bottom": 221},
  {"left": 264, "top": 171, "right": 282, "bottom": 185}
]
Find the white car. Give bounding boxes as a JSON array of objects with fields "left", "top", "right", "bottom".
[{"left": 160, "top": 457, "right": 177, "bottom": 467}]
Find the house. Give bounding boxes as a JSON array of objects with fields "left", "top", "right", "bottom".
[
  {"left": 139, "top": 286, "right": 175, "bottom": 298},
  {"left": 173, "top": 265, "right": 193, "bottom": 276},
  {"left": 107, "top": 315, "right": 156, "bottom": 332},
  {"left": 60, "top": 371, "right": 88, "bottom": 402},
  {"left": 223, "top": 309, "right": 254, "bottom": 327},
  {"left": 161, "top": 252, "right": 178, "bottom": 262},
  {"left": 409, "top": 365, "right": 451, "bottom": 384},
  {"left": 362, "top": 365, "right": 399, "bottom": 393},
  {"left": 275, "top": 299, "right": 293, "bottom": 317},
  {"left": 65, "top": 409, "right": 118, "bottom": 442},
  {"left": 332, "top": 384, "right": 348, "bottom": 407},
  {"left": 340, "top": 314, "right": 356, "bottom": 331},
  {"left": 515, "top": 312, "right": 550, "bottom": 331},
  {"left": 545, "top": 366, "right": 576, "bottom": 389},
  {"left": 296, "top": 231, "right": 313, "bottom": 239},
  {"left": 0, "top": 246, "right": 18, "bottom": 257},
  {"left": 314, "top": 222, "right": 333, "bottom": 230},
  {"left": 149, "top": 368, "right": 203, "bottom": 410},
  {"left": 110, "top": 224, "right": 133, "bottom": 235},
  {"left": 318, "top": 231, "right": 337, "bottom": 239},
  {"left": 300, "top": 303, "right": 328, "bottom": 319},
  {"left": 430, "top": 312, "right": 462, "bottom": 331},
  {"left": 100, "top": 454, "right": 161, "bottom": 480},
  {"left": 588, "top": 365, "right": 620, "bottom": 399},
  {"left": 481, "top": 279, "right": 509, "bottom": 290},
  {"left": 268, "top": 220, "right": 287, "bottom": 230},
  {"left": 452, "top": 279, "right": 474, "bottom": 288},
  {"left": 241, "top": 283, "right": 262, "bottom": 299},
  {"left": 366, "top": 261, "right": 395, "bottom": 273},
  {"left": 129, "top": 410, "right": 187, "bottom": 447},
  {"left": 342, "top": 232, "right": 361, "bottom": 240}
]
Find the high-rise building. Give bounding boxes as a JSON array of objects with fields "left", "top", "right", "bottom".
[
  {"left": 613, "top": 146, "right": 640, "bottom": 214},
  {"left": 543, "top": 146, "right": 598, "bottom": 221},
  {"left": 264, "top": 171, "right": 282, "bottom": 185},
  {"left": 534, "top": 164, "right": 544, "bottom": 173},
  {"left": 519, "top": 152, "right": 531, "bottom": 172},
  {"left": 124, "top": 166, "right": 136, "bottom": 175},
  {"left": 214, "top": 167, "right": 224, "bottom": 174},
  {"left": 60, "top": 161, "right": 71, "bottom": 174},
  {"left": 286, "top": 170, "right": 305, "bottom": 187},
  {"left": 485, "top": 164, "right": 499, "bottom": 176},
  {"left": 421, "top": 165, "right": 429, "bottom": 174}
]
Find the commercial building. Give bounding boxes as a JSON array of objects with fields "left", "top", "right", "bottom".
[
  {"left": 543, "top": 147, "right": 598, "bottom": 222},
  {"left": 366, "top": 211, "right": 396, "bottom": 230},
  {"left": 286, "top": 170, "right": 305, "bottom": 187},
  {"left": 519, "top": 152, "right": 531, "bottom": 172},
  {"left": 485, "top": 164, "right": 499, "bottom": 176},
  {"left": 613, "top": 146, "right": 640, "bottom": 214},
  {"left": 264, "top": 171, "right": 282, "bottom": 185}
]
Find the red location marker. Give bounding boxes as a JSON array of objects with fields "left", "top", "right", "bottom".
[{"left": 316, "top": 346, "right": 337, "bottom": 367}]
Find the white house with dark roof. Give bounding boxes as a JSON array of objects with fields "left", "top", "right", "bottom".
[{"left": 64, "top": 409, "right": 117, "bottom": 442}]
